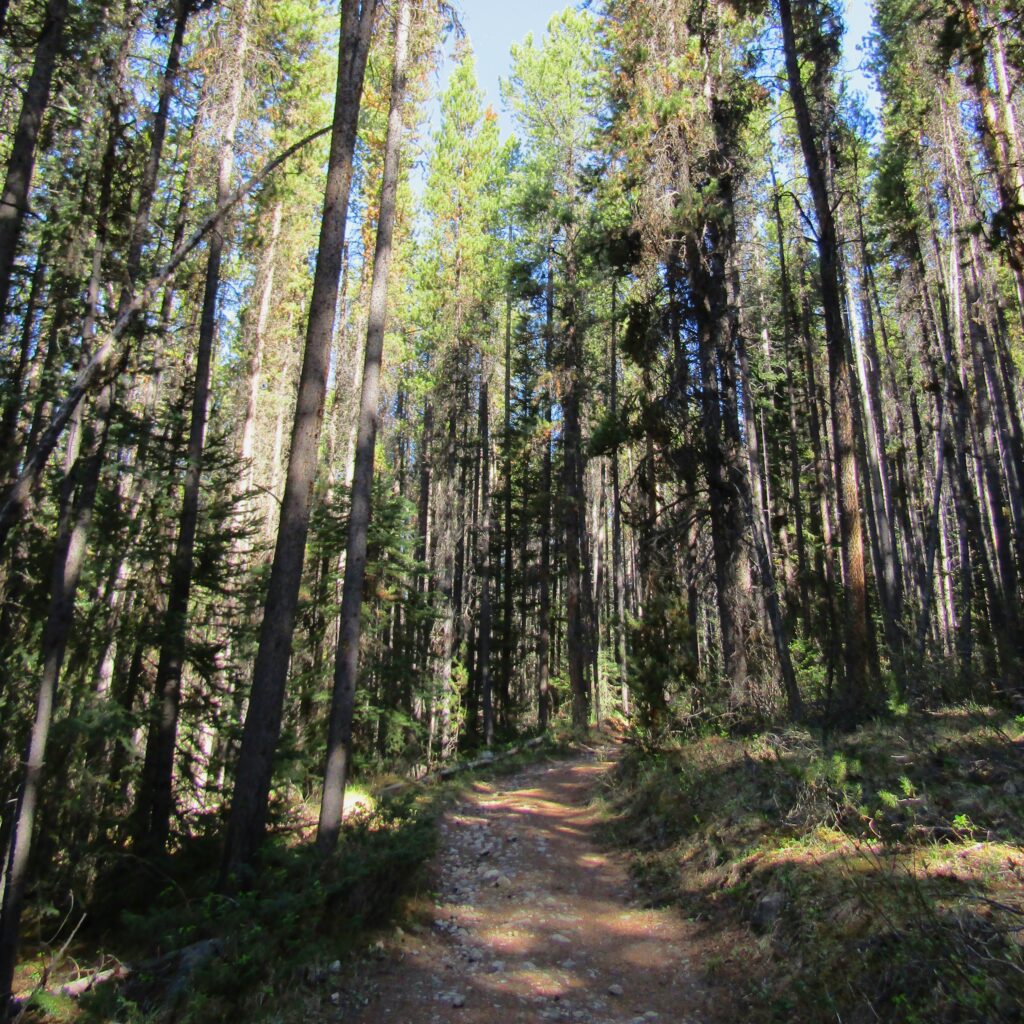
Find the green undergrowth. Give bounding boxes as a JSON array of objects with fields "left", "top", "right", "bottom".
[
  {"left": 17, "top": 733, "right": 572, "bottom": 1023},
  {"left": 603, "top": 706, "right": 1024, "bottom": 1024}
]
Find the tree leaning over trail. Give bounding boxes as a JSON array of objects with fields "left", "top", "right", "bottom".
[
  {"left": 317, "top": 0, "right": 411, "bottom": 856},
  {"left": 222, "top": 0, "right": 380, "bottom": 882},
  {"left": 0, "top": 121, "right": 332, "bottom": 553}
]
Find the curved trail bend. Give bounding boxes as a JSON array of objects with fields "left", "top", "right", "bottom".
[{"left": 350, "top": 747, "right": 709, "bottom": 1024}]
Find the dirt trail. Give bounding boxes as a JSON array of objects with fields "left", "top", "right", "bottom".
[{"left": 348, "top": 746, "right": 709, "bottom": 1024}]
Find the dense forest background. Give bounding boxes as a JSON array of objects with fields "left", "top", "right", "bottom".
[{"left": 0, "top": 0, "right": 1022, "bottom": 1016}]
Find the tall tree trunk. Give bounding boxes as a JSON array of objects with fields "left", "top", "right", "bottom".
[
  {"left": 769, "top": 178, "right": 811, "bottom": 632},
  {"left": 240, "top": 201, "right": 283, "bottom": 489},
  {"left": 477, "top": 374, "right": 494, "bottom": 745},
  {"left": 689, "top": 210, "right": 751, "bottom": 708},
  {"left": 135, "top": 0, "right": 252, "bottom": 855},
  {"left": 609, "top": 282, "right": 628, "bottom": 714},
  {"left": 428, "top": 412, "right": 458, "bottom": 762},
  {"left": 315, "top": 0, "right": 409, "bottom": 855},
  {"left": 500, "top": 233, "right": 514, "bottom": 727},
  {"left": 778, "top": 0, "right": 874, "bottom": 725},
  {"left": 537, "top": 252, "right": 555, "bottom": 731},
  {"left": 222, "top": 0, "right": 378, "bottom": 881},
  {"left": 415, "top": 399, "right": 433, "bottom": 687},
  {"left": 559, "top": 240, "right": 589, "bottom": 729},
  {"left": 0, "top": 0, "right": 69, "bottom": 330},
  {"left": 0, "top": 389, "right": 112, "bottom": 1008},
  {"left": 734, "top": 264, "right": 803, "bottom": 720},
  {"left": 0, "top": 254, "right": 47, "bottom": 471}
]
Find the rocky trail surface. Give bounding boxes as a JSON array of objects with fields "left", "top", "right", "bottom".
[{"left": 344, "top": 746, "right": 709, "bottom": 1024}]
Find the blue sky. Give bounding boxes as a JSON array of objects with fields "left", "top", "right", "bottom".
[{"left": 425, "top": 0, "right": 879, "bottom": 142}]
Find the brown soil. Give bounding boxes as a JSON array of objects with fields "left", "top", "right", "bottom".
[{"left": 345, "top": 746, "right": 710, "bottom": 1024}]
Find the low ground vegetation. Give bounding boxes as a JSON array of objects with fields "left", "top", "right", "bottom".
[
  {"left": 11, "top": 737, "right": 571, "bottom": 1022},
  {"left": 605, "top": 706, "right": 1024, "bottom": 1023}
]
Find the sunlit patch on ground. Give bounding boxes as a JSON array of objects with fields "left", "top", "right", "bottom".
[{"left": 343, "top": 747, "right": 710, "bottom": 1023}]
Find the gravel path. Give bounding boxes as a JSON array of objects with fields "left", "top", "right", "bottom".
[{"left": 347, "top": 747, "right": 709, "bottom": 1024}]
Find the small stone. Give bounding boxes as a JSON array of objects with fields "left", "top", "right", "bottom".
[
  {"left": 496, "top": 875, "right": 512, "bottom": 889},
  {"left": 330, "top": 992, "right": 341, "bottom": 1005},
  {"left": 608, "top": 983, "right": 624, "bottom": 997},
  {"left": 451, "top": 992, "right": 466, "bottom": 1008},
  {"left": 329, "top": 960, "right": 341, "bottom": 973},
  {"left": 489, "top": 960, "right": 505, "bottom": 973},
  {"left": 551, "top": 933, "right": 570, "bottom": 943},
  {"left": 752, "top": 891, "right": 787, "bottom": 934}
]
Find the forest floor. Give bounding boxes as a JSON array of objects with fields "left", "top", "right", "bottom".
[{"left": 339, "top": 743, "right": 712, "bottom": 1024}]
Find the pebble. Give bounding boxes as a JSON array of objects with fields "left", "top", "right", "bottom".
[{"left": 608, "top": 983, "right": 624, "bottom": 997}]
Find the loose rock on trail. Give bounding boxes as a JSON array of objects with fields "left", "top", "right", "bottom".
[{"left": 345, "top": 746, "right": 709, "bottom": 1023}]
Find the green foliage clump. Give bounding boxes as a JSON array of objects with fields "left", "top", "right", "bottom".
[
  {"left": 625, "top": 584, "right": 697, "bottom": 738},
  {"left": 80, "top": 794, "right": 437, "bottom": 1023}
]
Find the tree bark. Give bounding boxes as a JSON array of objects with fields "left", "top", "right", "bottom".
[
  {"left": 558, "top": 236, "right": 589, "bottom": 730},
  {"left": 537, "top": 251, "right": 555, "bottom": 731},
  {"left": 500, "top": 230, "right": 514, "bottom": 726},
  {"left": 315, "top": 0, "right": 409, "bottom": 855},
  {"left": 214, "top": 2, "right": 377, "bottom": 882},
  {"left": 240, "top": 201, "right": 283, "bottom": 489},
  {"left": 477, "top": 375, "right": 494, "bottom": 745},
  {"left": 778, "top": 0, "right": 874, "bottom": 725},
  {"left": 0, "top": 388, "right": 112, "bottom": 1009},
  {"left": 688, "top": 206, "right": 751, "bottom": 708},
  {"left": 135, "top": 0, "right": 252, "bottom": 855},
  {"left": 609, "top": 281, "right": 628, "bottom": 715}
]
